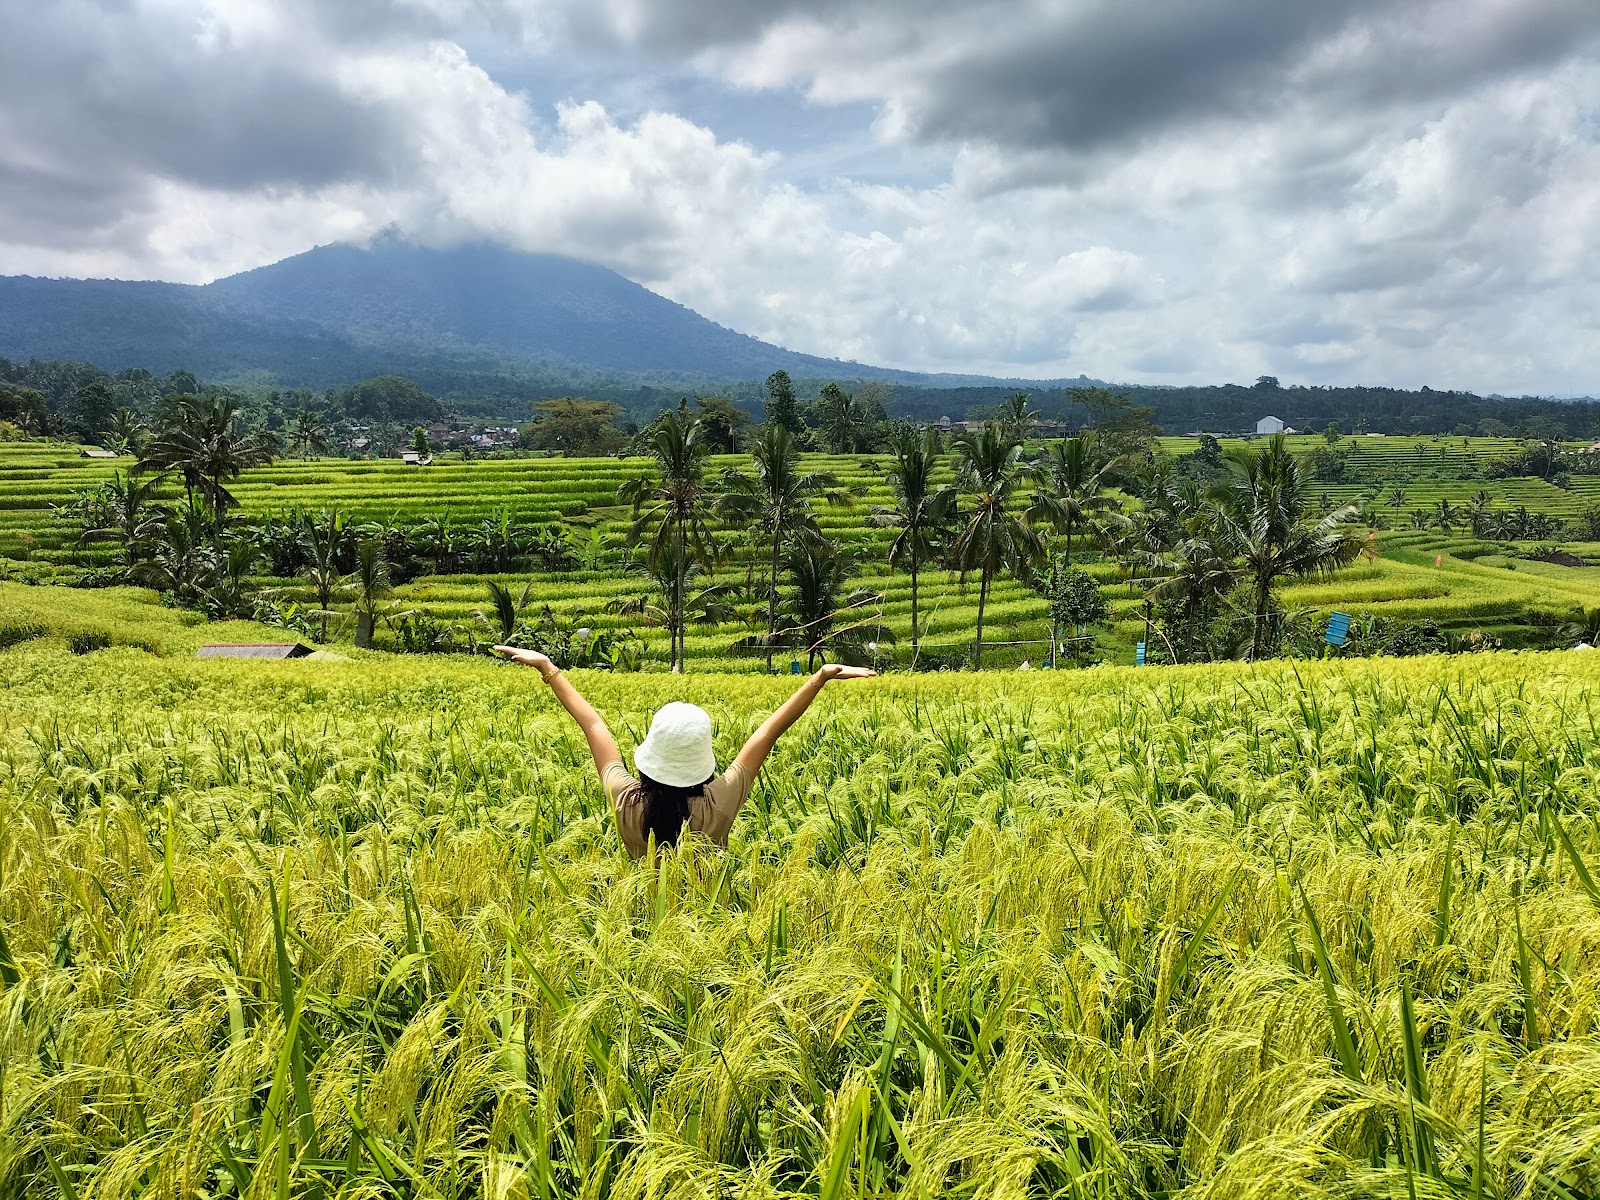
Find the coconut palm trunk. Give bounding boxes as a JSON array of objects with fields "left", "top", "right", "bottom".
[
  {"left": 910, "top": 541, "right": 921, "bottom": 668},
  {"left": 952, "top": 424, "right": 1041, "bottom": 672},
  {"left": 767, "top": 532, "right": 781, "bottom": 672},
  {"left": 621, "top": 410, "right": 715, "bottom": 673},
  {"left": 717, "top": 426, "right": 838, "bottom": 672},
  {"left": 674, "top": 523, "right": 687, "bottom": 672},
  {"left": 974, "top": 569, "right": 991, "bottom": 669},
  {"left": 1251, "top": 577, "right": 1272, "bottom": 661}
]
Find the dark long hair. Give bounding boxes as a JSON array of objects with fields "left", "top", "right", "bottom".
[{"left": 638, "top": 770, "right": 713, "bottom": 850}]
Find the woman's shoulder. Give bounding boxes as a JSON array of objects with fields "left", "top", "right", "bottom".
[
  {"left": 709, "top": 759, "right": 751, "bottom": 802},
  {"left": 603, "top": 761, "right": 639, "bottom": 804}
]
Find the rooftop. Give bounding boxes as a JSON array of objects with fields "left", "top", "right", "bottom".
[{"left": 196, "top": 643, "right": 314, "bottom": 659}]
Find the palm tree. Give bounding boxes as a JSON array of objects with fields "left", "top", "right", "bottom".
[
  {"left": 135, "top": 393, "right": 276, "bottom": 532},
  {"left": 1212, "top": 434, "right": 1365, "bottom": 660},
  {"left": 101, "top": 407, "right": 147, "bottom": 454},
  {"left": 1407, "top": 509, "right": 1432, "bottom": 531},
  {"left": 529, "top": 525, "right": 575, "bottom": 572},
  {"left": 1435, "top": 499, "right": 1460, "bottom": 534},
  {"left": 1034, "top": 433, "right": 1120, "bottom": 563},
  {"left": 289, "top": 409, "right": 331, "bottom": 460},
  {"left": 998, "top": 392, "right": 1038, "bottom": 444},
  {"left": 721, "top": 424, "right": 840, "bottom": 670},
  {"left": 619, "top": 410, "right": 716, "bottom": 672},
  {"left": 416, "top": 512, "right": 461, "bottom": 575},
  {"left": 871, "top": 426, "right": 956, "bottom": 667},
  {"left": 1114, "top": 504, "right": 1178, "bottom": 589},
  {"left": 783, "top": 539, "right": 888, "bottom": 669},
  {"left": 1466, "top": 490, "right": 1494, "bottom": 537},
  {"left": 131, "top": 506, "right": 218, "bottom": 605},
  {"left": 348, "top": 538, "right": 392, "bottom": 648},
  {"left": 1388, "top": 487, "right": 1409, "bottom": 510},
  {"left": 1146, "top": 536, "right": 1242, "bottom": 663},
  {"left": 951, "top": 424, "right": 1044, "bottom": 668},
  {"left": 1141, "top": 492, "right": 1240, "bottom": 663},
  {"left": 300, "top": 508, "right": 347, "bottom": 642},
  {"left": 818, "top": 383, "right": 872, "bottom": 454},
  {"left": 610, "top": 545, "right": 738, "bottom": 649},
  {"left": 1028, "top": 433, "right": 1122, "bottom": 662},
  {"left": 77, "top": 473, "right": 166, "bottom": 568},
  {"left": 201, "top": 537, "right": 260, "bottom": 619},
  {"left": 473, "top": 578, "right": 532, "bottom": 643},
  {"left": 473, "top": 507, "right": 526, "bottom": 574}
]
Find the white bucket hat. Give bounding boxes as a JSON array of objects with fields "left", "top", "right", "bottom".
[{"left": 633, "top": 702, "right": 717, "bottom": 787}]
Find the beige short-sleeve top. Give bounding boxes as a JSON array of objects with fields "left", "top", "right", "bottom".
[{"left": 603, "top": 760, "right": 752, "bottom": 859}]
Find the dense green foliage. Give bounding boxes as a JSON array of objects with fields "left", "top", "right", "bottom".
[{"left": 887, "top": 383, "right": 1600, "bottom": 439}]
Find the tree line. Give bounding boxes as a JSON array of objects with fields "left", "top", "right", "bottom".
[
  {"left": 15, "top": 352, "right": 1600, "bottom": 457},
  {"left": 0, "top": 358, "right": 444, "bottom": 448}
]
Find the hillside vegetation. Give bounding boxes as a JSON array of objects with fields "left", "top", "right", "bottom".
[
  {"left": 0, "top": 238, "right": 994, "bottom": 397},
  {"left": 7, "top": 428, "right": 1600, "bottom": 668}
]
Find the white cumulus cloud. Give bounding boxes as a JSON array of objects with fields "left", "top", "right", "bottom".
[{"left": 0, "top": 0, "right": 1597, "bottom": 392}]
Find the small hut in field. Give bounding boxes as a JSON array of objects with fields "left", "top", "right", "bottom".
[{"left": 196, "top": 643, "right": 314, "bottom": 659}]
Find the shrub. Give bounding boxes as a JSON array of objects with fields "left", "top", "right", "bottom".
[
  {"left": 911, "top": 646, "right": 970, "bottom": 672},
  {"left": 1037, "top": 563, "right": 1111, "bottom": 634},
  {"left": 67, "top": 629, "right": 112, "bottom": 655},
  {"left": 389, "top": 608, "right": 460, "bottom": 654},
  {"left": 497, "top": 605, "right": 643, "bottom": 671},
  {"left": 1346, "top": 616, "right": 1450, "bottom": 657},
  {"left": 0, "top": 618, "right": 46, "bottom": 649}
]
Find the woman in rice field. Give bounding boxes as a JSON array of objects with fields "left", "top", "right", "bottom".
[{"left": 494, "top": 646, "right": 875, "bottom": 857}]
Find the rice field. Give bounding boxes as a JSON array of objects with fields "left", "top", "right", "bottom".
[
  {"left": 1, "top": 601, "right": 1598, "bottom": 1198},
  {"left": 5, "top": 438, "right": 1600, "bottom": 667}
]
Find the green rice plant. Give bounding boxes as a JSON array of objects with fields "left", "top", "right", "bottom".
[{"left": 2, "top": 615, "right": 1600, "bottom": 1196}]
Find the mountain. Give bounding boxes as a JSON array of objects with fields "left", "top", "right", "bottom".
[{"left": 0, "top": 235, "right": 1043, "bottom": 394}]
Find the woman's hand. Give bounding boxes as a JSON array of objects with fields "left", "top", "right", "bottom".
[
  {"left": 494, "top": 645, "right": 556, "bottom": 676},
  {"left": 817, "top": 664, "right": 876, "bottom": 681}
]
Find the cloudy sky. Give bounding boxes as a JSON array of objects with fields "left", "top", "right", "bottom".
[{"left": 2, "top": 0, "right": 1598, "bottom": 393}]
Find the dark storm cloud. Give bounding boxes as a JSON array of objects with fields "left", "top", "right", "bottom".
[
  {"left": 0, "top": 1, "right": 411, "bottom": 242},
  {"left": 888, "top": 0, "right": 1396, "bottom": 150},
  {"left": 548, "top": 0, "right": 1600, "bottom": 154},
  {"left": 6, "top": 0, "right": 1593, "bottom": 244},
  {"left": 925, "top": 0, "right": 1600, "bottom": 151},
  {"left": 0, "top": 160, "right": 151, "bottom": 244}
]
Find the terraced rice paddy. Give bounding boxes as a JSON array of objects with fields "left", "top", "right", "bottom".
[
  {"left": 1, "top": 603, "right": 1598, "bottom": 1198},
  {"left": 4, "top": 438, "right": 1600, "bottom": 666}
]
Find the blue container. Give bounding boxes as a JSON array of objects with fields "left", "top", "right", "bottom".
[{"left": 1325, "top": 612, "right": 1352, "bottom": 646}]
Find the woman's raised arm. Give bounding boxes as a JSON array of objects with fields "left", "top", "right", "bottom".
[
  {"left": 494, "top": 646, "right": 621, "bottom": 778},
  {"left": 733, "top": 664, "right": 875, "bottom": 780}
]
